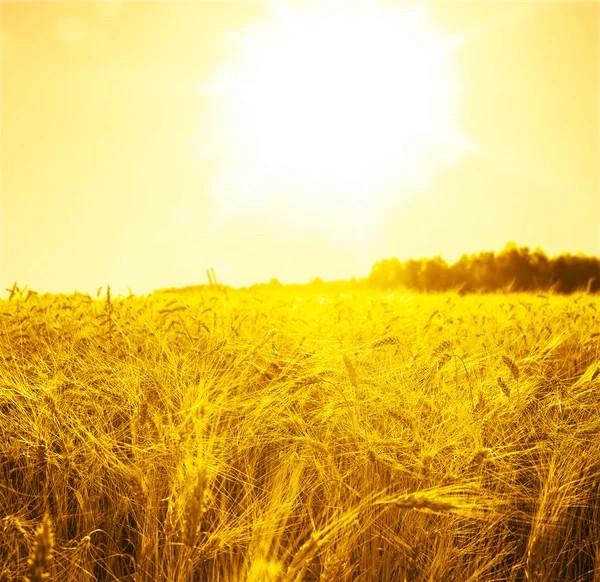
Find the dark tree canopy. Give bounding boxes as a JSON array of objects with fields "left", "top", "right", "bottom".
[{"left": 368, "top": 243, "right": 600, "bottom": 294}]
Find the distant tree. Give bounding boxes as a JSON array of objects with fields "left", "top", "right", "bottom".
[
  {"left": 368, "top": 258, "right": 403, "bottom": 289},
  {"left": 367, "top": 243, "right": 599, "bottom": 294},
  {"left": 531, "top": 247, "right": 552, "bottom": 289},
  {"left": 403, "top": 259, "right": 422, "bottom": 290},
  {"left": 449, "top": 254, "right": 475, "bottom": 293},
  {"left": 494, "top": 243, "right": 533, "bottom": 290},
  {"left": 422, "top": 256, "right": 450, "bottom": 291},
  {"left": 470, "top": 251, "right": 499, "bottom": 291}
]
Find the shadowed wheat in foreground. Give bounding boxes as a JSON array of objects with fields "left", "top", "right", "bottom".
[{"left": 1, "top": 287, "right": 600, "bottom": 581}]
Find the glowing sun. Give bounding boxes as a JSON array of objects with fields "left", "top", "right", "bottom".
[{"left": 201, "top": 2, "right": 471, "bottom": 239}]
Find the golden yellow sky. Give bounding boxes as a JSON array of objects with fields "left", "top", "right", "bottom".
[{"left": 1, "top": 1, "right": 598, "bottom": 294}]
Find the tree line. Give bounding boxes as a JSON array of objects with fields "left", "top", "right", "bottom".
[{"left": 368, "top": 243, "right": 600, "bottom": 293}]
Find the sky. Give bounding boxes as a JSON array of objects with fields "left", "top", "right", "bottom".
[{"left": 1, "top": 1, "right": 598, "bottom": 294}]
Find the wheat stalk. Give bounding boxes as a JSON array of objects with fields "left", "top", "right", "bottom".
[
  {"left": 502, "top": 355, "right": 520, "bottom": 396},
  {"left": 163, "top": 497, "right": 177, "bottom": 539},
  {"left": 2, "top": 514, "right": 28, "bottom": 539},
  {"left": 437, "top": 352, "right": 452, "bottom": 371},
  {"left": 376, "top": 491, "right": 459, "bottom": 513},
  {"left": 321, "top": 547, "right": 348, "bottom": 582},
  {"left": 342, "top": 354, "right": 358, "bottom": 388},
  {"left": 124, "top": 467, "right": 149, "bottom": 506},
  {"left": 282, "top": 531, "right": 324, "bottom": 582},
  {"left": 372, "top": 335, "right": 401, "bottom": 348},
  {"left": 432, "top": 340, "right": 453, "bottom": 356},
  {"left": 67, "top": 535, "right": 94, "bottom": 582},
  {"left": 498, "top": 376, "right": 510, "bottom": 399},
  {"left": 26, "top": 513, "right": 54, "bottom": 582},
  {"left": 184, "top": 468, "right": 209, "bottom": 547}
]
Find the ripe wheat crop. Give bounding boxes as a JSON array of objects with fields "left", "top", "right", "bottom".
[{"left": 1, "top": 287, "right": 599, "bottom": 580}]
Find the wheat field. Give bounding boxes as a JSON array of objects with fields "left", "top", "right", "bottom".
[{"left": 1, "top": 285, "right": 599, "bottom": 581}]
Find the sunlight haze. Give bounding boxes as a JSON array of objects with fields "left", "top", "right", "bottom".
[{"left": 1, "top": 0, "right": 598, "bottom": 294}]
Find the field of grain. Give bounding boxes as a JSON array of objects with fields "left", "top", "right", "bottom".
[{"left": 1, "top": 286, "right": 599, "bottom": 581}]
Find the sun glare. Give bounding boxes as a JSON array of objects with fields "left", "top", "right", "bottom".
[{"left": 201, "top": 2, "right": 470, "bottom": 241}]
